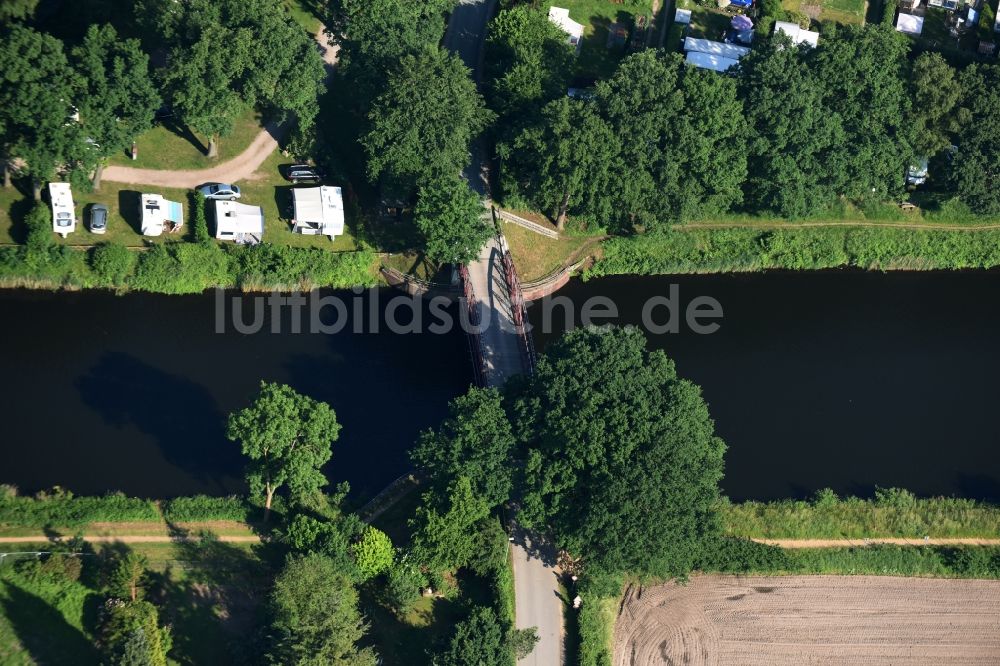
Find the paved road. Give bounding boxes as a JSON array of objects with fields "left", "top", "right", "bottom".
[{"left": 444, "top": 2, "right": 564, "bottom": 664}]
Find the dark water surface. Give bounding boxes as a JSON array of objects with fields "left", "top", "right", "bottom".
[
  {"left": 2, "top": 271, "right": 999, "bottom": 503},
  {"left": 0, "top": 289, "right": 470, "bottom": 500},
  {"left": 529, "top": 271, "right": 1000, "bottom": 502}
]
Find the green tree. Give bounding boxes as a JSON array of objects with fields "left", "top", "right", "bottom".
[
  {"left": 269, "top": 553, "right": 377, "bottom": 666},
  {"left": 485, "top": 6, "right": 574, "bottom": 134},
  {"left": 510, "top": 627, "right": 540, "bottom": 660},
  {"left": 160, "top": 0, "right": 325, "bottom": 157},
  {"left": 413, "top": 175, "right": 490, "bottom": 264},
  {"left": 739, "top": 36, "right": 843, "bottom": 217},
  {"left": 410, "top": 476, "right": 491, "bottom": 572},
  {"left": 0, "top": 26, "right": 77, "bottom": 198},
  {"left": 385, "top": 559, "right": 426, "bottom": 616},
  {"left": 515, "top": 326, "right": 726, "bottom": 577},
  {"left": 283, "top": 513, "right": 363, "bottom": 578},
  {"left": 91, "top": 242, "right": 138, "bottom": 287},
  {"left": 908, "top": 52, "right": 963, "bottom": 159},
  {"left": 363, "top": 48, "right": 494, "bottom": 190},
  {"left": 814, "top": 25, "right": 913, "bottom": 200},
  {"left": 503, "top": 97, "right": 620, "bottom": 230},
  {"left": 950, "top": 64, "right": 1000, "bottom": 213},
  {"left": 0, "top": 0, "right": 38, "bottom": 23},
  {"left": 596, "top": 50, "right": 746, "bottom": 229},
  {"left": 353, "top": 526, "right": 394, "bottom": 580},
  {"left": 410, "top": 387, "right": 515, "bottom": 509},
  {"left": 70, "top": 24, "right": 160, "bottom": 189},
  {"left": 100, "top": 599, "right": 172, "bottom": 666},
  {"left": 227, "top": 382, "right": 341, "bottom": 513},
  {"left": 107, "top": 551, "right": 148, "bottom": 602},
  {"left": 434, "top": 606, "right": 508, "bottom": 666}
]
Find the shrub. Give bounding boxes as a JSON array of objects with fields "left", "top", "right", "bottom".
[
  {"left": 881, "top": 0, "right": 897, "bottom": 24},
  {"left": 90, "top": 242, "right": 137, "bottom": 287},
  {"left": 352, "top": 526, "right": 394, "bottom": 580},
  {"left": 229, "top": 244, "right": 377, "bottom": 290},
  {"left": 385, "top": 559, "right": 426, "bottom": 616},
  {"left": 131, "top": 242, "right": 231, "bottom": 293},
  {"left": 189, "top": 191, "right": 211, "bottom": 243},
  {"left": 697, "top": 537, "right": 796, "bottom": 573},
  {"left": 24, "top": 203, "right": 54, "bottom": 256},
  {"left": 0, "top": 489, "right": 160, "bottom": 528},
  {"left": 161, "top": 496, "right": 251, "bottom": 522}
]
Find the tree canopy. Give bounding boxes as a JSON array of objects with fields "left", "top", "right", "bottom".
[
  {"left": 949, "top": 64, "right": 1000, "bottom": 214},
  {"left": 70, "top": 24, "right": 160, "bottom": 188},
  {"left": 433, "top": 606, "right": 509, "bottom": 666},
  {"left": 226, "top": 382, "right": 341, "bottom": 511},
  {"left": 0, "top": 25, "right": 76, "bottom": 194},
  {"left": 159, "top": 0, "right": 325, "bottom": 156},
  {"left": 411, "top": 387, "right": 515, "bottom": 509},
  {"left": 515, "top": 326, "right": 726, "bottom": 577},
  {"left": 908, "top": 52, "right": 963, "bottom": 159},
  {"left": 269, "top": 553, "right": 377, "bottom": 666},
  {"left": 413, "top": 175, "right": 491, "bottom": 265},
  {"left": 410, "top": 476, "right": 491, "bottom": 572},
  {"left": 363, "top": 48, "right": 493, "bottom": 190}
]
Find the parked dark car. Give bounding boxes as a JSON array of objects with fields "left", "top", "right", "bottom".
[
  {"left": 89, "top": 204, "right": 108, "bottom": 234},
  {"left": 282, "top": 164, "right": 324, "bottom": 183}
]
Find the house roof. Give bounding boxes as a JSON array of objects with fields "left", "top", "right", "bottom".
[
  {"left": 684, "top": 37, "right": 751, "bottom": 59},
  {"left": 773, "top": 20, "right": 820, "bottom": 47},
  {"left": 214, "top": 200, "right": 264, "bottom": 236},
  {"left": 895, "top": 12, "right": 924, "bottom": 34},
  {"left": 548, "top": 6, "right": 585, "bottom": 38},
  {"left": 675, "top": 8, "right": 693, "bottom": 23},
  {"left": 292, "top": 186, "right": 345, "bottom": 234},
  {"left": 685, "top": 50, "right": 741, "bottom": 72}
]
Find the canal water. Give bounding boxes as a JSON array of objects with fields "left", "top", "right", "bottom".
[
  {"left": 0, "top": 289, "right": 470, "bottom": 501},
  {"left": 1, "top": 271, "right": 999, "bottom": 502},
  {"left": 529, "top": 271, "right": 1000, "bottom": 502}
]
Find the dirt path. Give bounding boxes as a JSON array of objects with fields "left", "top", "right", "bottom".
[
  {"left": 101, "top": 122, "right": 283, "bottom": 188},
  {"left": 615, "top": 575, "right": 1000, "bottom": 665},
  {"left": 676, "top": 220, "right": 1000, "bottom": 231},
  {"left": 754, "top": 537, "right": 1000, "bottom": 548},
  {"left": 0, "top": 534, "right": 260, "bottom": 544}
]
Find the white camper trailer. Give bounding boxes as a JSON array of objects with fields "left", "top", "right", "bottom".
[
  {"left": 140, "top": 194, "right": 184, "bottom": 237},
  {"left": 49, "top": 182, "right": 76, "bottom": 237},
  {"left": 291, "top": 186, "right": 345, "bottom": 241},
  {"left": 214, "top": 199, "right": 264, "bottom": 243}
]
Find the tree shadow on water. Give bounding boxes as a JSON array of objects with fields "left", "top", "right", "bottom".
[
  {"left": 75, "top": 352, "right": 242, "bottom": 495},
  {"left": 0, "top": 581, "right": 99, "bottom": 665}
]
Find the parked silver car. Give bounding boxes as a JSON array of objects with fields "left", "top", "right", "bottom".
[
  {"left": 89, "top": 204, "right": 108, "bottom": 234},
  {"left": 198, "top": 183, "right": 241, "bottom": 201}
]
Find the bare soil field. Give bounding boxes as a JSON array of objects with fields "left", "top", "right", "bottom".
[{"left": 614, "top": 575, "right": 1000, "bottom": 665}]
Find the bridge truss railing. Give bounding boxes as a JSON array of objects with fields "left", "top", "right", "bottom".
[
  {"left": 491, "top": 208, "right": 537, "bottom": 376},
  {"left": 458, "top": 264, "right": 489, "bottom": 387}
]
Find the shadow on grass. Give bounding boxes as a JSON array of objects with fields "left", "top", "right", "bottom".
[
  {"left": 0, "top": 581, "right": 100, "bottom": 665},
  {"left": 160, "top": 118, "right": 209, "bottom": 157},
  {"left": 147, "top": 531, "right": 272, "bottom": 665},
  {"left": 116, "top": 190, "right": 143, "bottom": 235}
]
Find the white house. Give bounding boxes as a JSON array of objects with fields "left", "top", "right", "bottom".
[
  {"left": 773, "top": 20, "right": 820, "bottom": 47},
  {"left": 140, "top": 193, "right": 183, "bottom": 237},
  {"left": 895, "top": 12, "right": 925, "bottom": 34},
  {"left": 684, "top": 37, "right": 751, "bottom": 59},
  {"left": 291, "top": 186, "right": 345, "bottom": 240},
  {"left": 214, "top": 200, "right": 264, "bottom": 243},
  {"left": 548, "top": 7, "right": 584, "bottom": 52},
  {"left": 48, "top": 182, "right": 75, "bottom": 238},
  {"left": 674, "top": 8, "right": 693, "bottom": 23},
  {"left": 685, "top": 50, "right": 741, "bottom": 72}
]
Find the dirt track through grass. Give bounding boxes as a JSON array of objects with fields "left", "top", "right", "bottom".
[{"left": 615, "top": 575, "right": 1000, "bottom": 665}]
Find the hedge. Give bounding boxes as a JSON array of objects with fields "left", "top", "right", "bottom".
[
  {"left": 161, "top": 495, "right": 253, "bottom": 523},
  {"left": 0, "top": 239, "right": 378, "bottom": 293},
  {"left": 721, "top": 488, "right": 1000, "bottom": 539},
  {"left": 0, "top": 487, "right": 160, "bottom": 528},
  {"left": 588, "top": 226, "right": 1000, "bottom": 276}
]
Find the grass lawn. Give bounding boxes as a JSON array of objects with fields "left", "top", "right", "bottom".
[
  {"left": 676, "top": 1, "right": 733, "bottom": 40},
  {"left": 0, "top": 148, "right": 360, "bottom": 251},
  {"left": 544, "top": 0, "right": 656, "bottom": 79},
  {"left": 284, "top": 0, "right": 323, "bottom": 34},
  {"left": 108, "top": 109, "right": 264, "bottom": 171},
  {"left": 502, "top": 220, "right": 602, "bottom": 282},
  {"left": 782, "top": 0, "right": 866, "bottom": 24}
]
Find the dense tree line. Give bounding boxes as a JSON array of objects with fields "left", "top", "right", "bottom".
[{"left": 491, "top": 10, "right": 999, "bottom": 228}]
